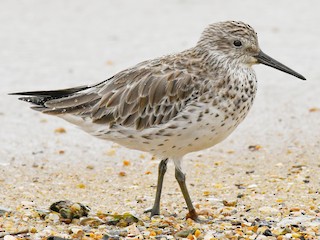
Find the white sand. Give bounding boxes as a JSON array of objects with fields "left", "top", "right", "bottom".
[{"left": 0, "top": 0, "right": 320, "bottom": 238}]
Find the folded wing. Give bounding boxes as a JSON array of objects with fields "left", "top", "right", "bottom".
[{"left": 11, "top": 61, "right": 201, "bottom": 131}]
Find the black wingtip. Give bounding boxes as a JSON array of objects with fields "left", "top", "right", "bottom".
[
  {"left": 9, "top": 85, "right": 90, "bottom": 97},
  {"left": 9, "top": 92, "right": 34, "bottom": 96}
]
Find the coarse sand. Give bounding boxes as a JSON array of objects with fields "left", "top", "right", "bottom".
[{"left": 0, "top": 1, "right": 320, "bottom": 239}]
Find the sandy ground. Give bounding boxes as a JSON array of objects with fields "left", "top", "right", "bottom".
[{"left": 0, "top": 0, "right": 320, "bottom": 239}]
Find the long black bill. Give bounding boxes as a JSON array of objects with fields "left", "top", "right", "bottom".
[{"left": 256, "top": 51, "right": 306, "bottom": 80}]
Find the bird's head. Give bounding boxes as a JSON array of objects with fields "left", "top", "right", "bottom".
[{"left": 197, "top": 21, "right": 306, "bottom": 80}]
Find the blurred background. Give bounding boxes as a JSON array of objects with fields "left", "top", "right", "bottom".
[{"left": 0, "top": 0, "right": 319, "bottom": 210}]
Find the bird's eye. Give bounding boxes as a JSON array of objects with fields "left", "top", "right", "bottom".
[{"left": 233, "top": 40, "right": 242, "bottom": 47}]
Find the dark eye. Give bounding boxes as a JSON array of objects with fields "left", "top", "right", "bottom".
[{"left": 233, "top": 40, "right": 242, "bottom": 47}]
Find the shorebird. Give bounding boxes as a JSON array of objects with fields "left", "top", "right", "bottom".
[{"left": 11, "top": 21, "right": 305, "bottom": 221}]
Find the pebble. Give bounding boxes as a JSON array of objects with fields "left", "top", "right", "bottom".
[
  {"left": 21, "top": 201, "right": 36, "bottom": 207},
  {"left": 175, "top": 229, "right": 194, "bottom": 238},
  {"left": 197, "top": 208, "right": 213, "bottom": 216},
  {"left": 203, "top": 231, "right": 215, "bottom": 240},
  {"left": 108, "top": 230, "right": 127, "bottom": 237},
  {"left": 41, "top": 226, "right": 55, "bottom": 236},
  {"left": 69, "top": 227, "right": 83, "bottom": 234},
  {"left": 48, "top": 213, "right": 60, "bottom": 222},
  {"left": 47, "top": 237, "right": 69, "bottom": 240},
  {"left": 0, "top": 206, "right": 11, "bottom": 216},
  {"left": 4, "top": 236, "right": 17, "bottom": 240},
  {"left": 263, "top": 228, "right": 273, "bottom": 236},
  {"left": 258, "top": 206, "right": 279, "bottom": 215},
  {"left": 254, "top": 236, "right": 267, "bottom": 240},
  {"left": 79, "top": 216, "right": 105, "bottom": 226},
  {"left": 50, "top": 200, "right": 90, "bottom": 221},
  {"left": 126, "top": 223, "right": 141, "bottom": 236},
  {"left": 277, "top": 215, "right": 317, "bottom": 227},
  {"left": 103, "top": 234, "right": 120, "bottom": 240}
]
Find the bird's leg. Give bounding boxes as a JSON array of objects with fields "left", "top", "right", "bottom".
[
  {"left": 146, "top": 158, "right": 168, "bottom": 217},
  {"left": 175, "top": 167, "right": 198, "bottom": 221}
]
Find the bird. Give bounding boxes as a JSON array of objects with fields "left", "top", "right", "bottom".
[{"left": 10, "top": 21, "right": 306, "bottom": 221}]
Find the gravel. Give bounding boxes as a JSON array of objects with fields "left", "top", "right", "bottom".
[{"left": 1, "top": 0, "right": 319, "bottom": 239}]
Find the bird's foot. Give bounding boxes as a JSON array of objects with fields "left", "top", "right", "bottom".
[
  {"left": 186, "top": 209, "right": 208, "bottom": 223},
  {"left": 144, "top": 207, "right": 160, "bottom": 218},
  {"left": 186, "top": 209, "right": 198, "bottom": 220}
]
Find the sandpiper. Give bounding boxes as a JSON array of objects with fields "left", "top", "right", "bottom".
[{"left": 11, "top": 21, "right": 306, "bottom": 221}]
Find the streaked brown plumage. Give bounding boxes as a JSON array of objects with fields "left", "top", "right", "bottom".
[{"left": 11, "top": 21, "right": 305, "bottom": 221}]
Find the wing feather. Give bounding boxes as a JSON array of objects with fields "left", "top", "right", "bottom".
[
  {"left": 44, "top": 92, "right": 99, "bottom": 108},
  {"left": 90, "top": 64, "right": 201, "bottom": 130},
  {"left": 18, "top": 55, "right": 206, "bottom": 130}
]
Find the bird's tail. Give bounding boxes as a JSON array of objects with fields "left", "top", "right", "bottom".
[{"left": 9, "top": 85, "right": 99, "bottom": 115}]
